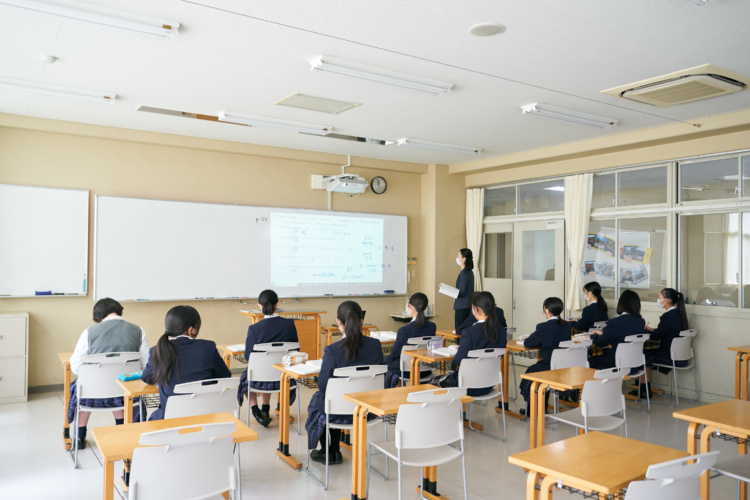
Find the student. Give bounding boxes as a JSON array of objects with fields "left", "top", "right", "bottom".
[
  {"left": 142, "top": 305, "right": 231, "bottom": 420},
  {"left": 238, "top": 289, "right": 299, "bottom": 427},
  {"left": 305, "top": 301, "right": 383, "bottom": 465},
  {"left": 589, "top": 290, "right": 646, "bottom": 370},
  {"left": 519, "top": 297, "right": 571, "bottom": 416},
  {"left": 453, "top": 248, "right": 475, "bottom": 330},
  {"left": 384, "top": 292, "right": 436, "bottom": 388},
  {"left": 445, "top": 291, "right": 507, "bottom": 396},
  {"left": 570, "top": 281, "right": 609, "bottom": 333},
  {"left": 68, "top": 298, "right": 149, "bottom": 449},
  {"left": 456, "top": 304, "right": 507, "bottom": 335}
]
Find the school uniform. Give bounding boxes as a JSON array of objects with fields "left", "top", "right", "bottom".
[
  {"left": 142, "top": 336, "right": 232, "bottom": 420},
  {"left": 570, "top": 302, "right": 608, "bottom": 333},
  {"left": 645, "top": 308, "right": 687, "bottom": 369},
  {"left": 305, "top": 336, "right": 383, "bottom": 452},
  {"left": 519, "top": 318, "right": 572, "bottom": 402},
  {"left": 447, "top": 320, "right": 507, "bottom": 396},
  {"left": 453, "top": 267, "right": 475, "bottom": 329},
  {"left": 588, "top": 313, "right": 646, "bottom": 369},
  {"left": 456, "top": 307, "right": 507, "bottom": 335},
  {"left": 384, "top": 319, "right": 436, "bottom": 388}
]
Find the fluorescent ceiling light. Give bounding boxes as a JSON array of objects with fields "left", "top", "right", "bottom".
[
  {"left": 1, "top": 0, "right": 179, "bottom": 39},
  {"left": 396, "top": 138, "right": 481, "bottom": 155},
  {"left": 521, "top": 103, "right": 618, "bottom": 129},
  {"left": 0, "top": 77, "right": 115, "bottom": 104},
  {"left": 310, "top": 56, "right": 453, "bottom": 96},
  {"left": 218, "top": 111, "right": 332, "bottom": 136}
]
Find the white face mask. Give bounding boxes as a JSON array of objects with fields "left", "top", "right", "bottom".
[
  {"left": 657, "top": 298, "right": 666, "bottom": 307},
  {"left": 456, "top": 258, "right": 463, "bottom": 266}
]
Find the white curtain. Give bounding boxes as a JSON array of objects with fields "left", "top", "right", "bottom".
[
  {"left": 466, "top": 188, "right": 484, "bottom": 292},
  {"left": 564, "top": 174, "right": 593, "bottom": 312}
]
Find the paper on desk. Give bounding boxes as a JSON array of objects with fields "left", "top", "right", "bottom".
[
  {"left": 431, "top": 347, "right": 456, "bottom": 357},
  {"left": 226, "top": 344, "right": 245, "bottom": 351},
  {"left": 438, "top": 283, "right": 459, "bottom": 299},
  {"left": 371, "top": 331, "right": 397, "bottom": 341},
  {"left": 286, "top": 362, "right": 321, "bottom": 376},
  {"left": 307, "top": 359, "right": 323, "bottom": 369}
]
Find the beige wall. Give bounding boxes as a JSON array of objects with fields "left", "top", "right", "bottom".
[{"left": 0, "top": 114, "right": 452, "bottom": 387}]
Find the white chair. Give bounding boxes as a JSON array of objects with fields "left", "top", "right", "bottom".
[
  {"left": 616, "top": 334, "right": 650, "bottom": 411},
  {"left": 560, "top": 338, "right": 593, "bottom": 348},
  {"left": 457, "top": 348, "right": 506, "bottom": 440},
  {"left": 165, "top": 377, "right": 240, "bottom": 419},
  {"left": 624, "top": 451, "right": 719, "bottom": 499},
  {"left": 399, "top": 344, "right": 433, "bottom": 386},
  {"left": 366, "top": 387, "right": 468, "bottom": 500},
  {"left": 245, "top": 342, "right": 300, "bottom": 431},
  {"left": 592, "top": 321, "right": 608, "bottom": 330},
  {"left": 128, "top": 422, "right": 237, "bottom": 500},
  {"left": 711, "top": 454, "right": 750, "bottom": 500},
  {"left": 546, "top": 367, "right": 628, "bottom": 437},
  {"left": 652, "top": 329, "right": 699, "bottom": 407},
  {"left": 71, "top": 351, "right": 140, "bottom": 468},
  {"left": 306, "top": 365, "right": 388, "bottom": 490},
  {"left": 550, "top": 343, "right": 589, "bottom": 413}
]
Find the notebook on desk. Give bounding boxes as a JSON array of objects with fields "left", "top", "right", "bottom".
[
  {"left": 431, "top": 347, "right": 456, "bottom": 357},
  {"left": 371, "top": 331, "right": 397, "bottom": 341},
  {"left": 226, "top": 344, "right": 245, "bottom": 351},
  {"left": 286, "top": 360, "right": 322, "bottom": 376}
]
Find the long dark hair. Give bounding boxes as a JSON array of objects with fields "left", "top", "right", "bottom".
[
  {"left": 661, "top": 288, "right": 688, "bottom": 329},
  {"left": 258, "top": 289, "right": 278, "bottom": 316},
  {"left": 409, "top": 292, "right": 428, "bottom": 328},
  {"left": 583, "top": 281, "right": 608, "bottom": 314},
  {"left": 471, "top": 291, "right": 498, "bottom": 344},
  {"left": 543, "top": 297, "right": 567, "bottom": 326},
  {"left": 338, "top": 300, "right": 364, "bottom": 361},
  {"left": 151, "top": 305, "right": 202, "bottom": 385},
  {"left": 459, "top": 248, "right": 474, "bottom": 270},
  {"left": 616, "top": 290, "right": 641, "bottom": 317}
]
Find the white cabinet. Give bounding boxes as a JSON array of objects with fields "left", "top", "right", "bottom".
[{"left": 0, "top": 313, "right": 28, "bottom": 404}]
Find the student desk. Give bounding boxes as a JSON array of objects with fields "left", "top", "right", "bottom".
[
  {"left": 402, "top": 348, "right": 454, "bottom": 386},
  {"left": 273, "top": 362, "right": 321, "bottom": 470},
  {"left": 58, "top": 352, "right": 73, "bottom": 450},
  {"left": 508, "top": 431, "right": 687, "bottom": 500},
  {"left": 92, "top": 412, "right": 258, "bottom": 500},
  {"left": 216, "top": 343, "right": 245, "bottom": 370},
  {"left": 498, "top": 341, "right": 541, "bottom": 421},
  {"left": 342, "top": 384, "right": 473, "bottom": 500},
  {"left": 115, "top": 379, "right": 158, "bottom": 424},
  {"left": 322, "top": 324, "right": 379, "bottom": 347},
  {"left": 673, "top": 399, "right": 750, "bottom": 500},
  {"left": 436, "top": 329, "right": 461, "bottom": 345},
  {"left": 729, "top": 345, "right": 750, "bottom": 400},
  {"left": 240, "top": 309, "right": 325, "bottom": 360}
]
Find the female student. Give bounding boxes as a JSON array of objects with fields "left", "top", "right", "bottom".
[
  {"left": 519, "top": 297, "right": 571, "bottom": 415},
  {"left": 239, "top": 289, "right": 299, "bottom": 427},
  {"left": 570, "top": 281, "right": 609, "bottom": 333},
  {"left": 589, "top": 289, "right": 646, "bottom": 370},
  {"left": 453, "top": 248, "right": 475, "bottom": 330},
  {"left": 142, "top": 305, "right": 231, "bottom": 420},
  {"left": 456, "top": 303, "right": 507, "bottom": 336},
  {"left": 384, "top": 292, "right": 436, "bottom": 388},
  {"left": 305, "top": 301, "right": 383, "bottom": 465},
  {"left": 445, "top": 291, "right": 506, "bottom": 396}
]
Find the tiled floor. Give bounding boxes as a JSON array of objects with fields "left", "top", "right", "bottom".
[{"left": 0, "top": 371, "right": 741, "bottom": 500}]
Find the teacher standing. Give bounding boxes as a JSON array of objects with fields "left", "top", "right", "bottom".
[{"left": 454, "top": 248, "right": 475, "bottom": 330}]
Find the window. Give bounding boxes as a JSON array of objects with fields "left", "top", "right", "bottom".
[
  {"left": 592, "top": 173, "right": 616, "bottom": 209},
  {"left": 583, "top": 219, "right": 616, "bottom": 301},
  {"left": 518, "top": 179, "right": 564, "bottom": 214},
  {"left": 484, "top": 232, "right": 512, "bottom": 279},
  {"left": 484, "top": 186, "right": 515, "bottom": 216},
  {"left": 618, "top": 166, "right": 667, "bottom": 206},
  {"left": 680, "top": 157, "right": 738, "bottom": 202},
  {"left": 619, "top": 217, "right": 667, "bottom": 302},
  {"left": 522, "top": 230, "right": 555, "bottom": 280},
  {"left": 743, "top": 155, "right": 750, "bottom": 197}
]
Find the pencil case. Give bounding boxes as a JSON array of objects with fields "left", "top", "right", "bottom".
[
  {"left": 282, "top": 352, "right": 308, "bottom": 366},
  {"left": 117, "top": 371, "right": 143, "bottom": 381}
]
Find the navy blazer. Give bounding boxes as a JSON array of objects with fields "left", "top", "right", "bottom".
[
  {"left": 142, "top": 337, "right": 232, "bottom": 420},
  {"left": 453, "top": 268, "right": 475, "bottom": 310},
  {"left": 456, "top": 307, "right": 507, "bottom": 335},
  {"left": 452, "top": 321, "right": 507, "bottom": 371},
  {"left": 244, "top": 316, "right": 298, "bottom": 359},
  {"left": 649, "top": 308, "right": 684, "bottom": 359},
  {"left": 524, "top": 319, "right": 572, "bottom": 367},
  {"left": 570, "top": 302, "right": 609, "bottom": 333},
  {"left": 385, "top": 320, "right": 437, "bottom": 374},
  {"left": 591, "top": 314, "right": 646, "bottom": 369},
  {"left": 315, "top": 336, "right": 384, "bottom": 414}
]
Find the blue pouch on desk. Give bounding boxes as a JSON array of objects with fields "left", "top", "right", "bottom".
[{"left": 117, "top": 371, "right": 143, "bottom": 382}]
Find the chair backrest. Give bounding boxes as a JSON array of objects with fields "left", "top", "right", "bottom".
[
  {"left": 406, "top": 336, "right": 440, "bottom": 346},
  {"left": 324, "top": 365, "right": 388, "bottom": 415},
  {"left": 457, "top": 348, "right": 504, "bottom": 389},
  {"left": 399, "top": 344, "right": 421, "bottom": 373},
  {"left": 615, "top": 340, "right": 646, "bottom": 369},
  {"left": 679, "top": 329, "right": 697, "bottom": 338},
  {"left": 551, "top": 346, "right": 589, "bottom": 370},
  {"left": 395, "top": 387, "right": 466, "bottom": 450},
  {"left": 581, "top": 367, "right": 627, "bottom": 418},
  {"left": 78, "top": 352, "right": 141, "bottom": 400},
  {"left": 670, "top": 336, "right": 695, "bottom": 363},
  {"left": 246, "top": 342, "right": 299, "bottom": 383},
  {"left": 129, "top": 422, "right": 236, "bottom": 500},
  {"left": 624, "top": 334, "right": 649, "bottom": 342},
  {"left": 593, "top": 321, "right": 608, "bottom": 329},
  {"left": 623, "top": 451, "right": 719, "bottom": 500},
  {"left": 165, "top": 377, "right": 240, "bottom": 419},
  {"left": 506, "top": 327, "right": 516, "bottom": 341}
]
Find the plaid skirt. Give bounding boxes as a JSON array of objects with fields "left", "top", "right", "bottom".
[
  {"left": 67, "top": 380, "right": 141, "bottom": 424},
  {"left": 237, "top": 370, "right": 297, "bottom": 406},
  {"left": 305, "top": 391, "right": 377, "bottom": 450}
]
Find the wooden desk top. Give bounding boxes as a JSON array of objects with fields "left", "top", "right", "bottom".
[
  {"left": 728, "top": 345, "right": 750, "bottom": 353},
  {"left": 92, "top": 412, "right": 258, "bottom": 463},
  {"left": 436, "top": 330, "right": 461, "bottom": 340},
  {"left": 673, "top": 399, "right": 750, "bottom": 434},
  {"left": 59, "top": 352, "right": 72, "bottom": 365},
  {"left": 116, "top": 378, "right": 158, "bottom": 397},
  {"left": 342, "top": 385, "right": 473, "bottom": 417},
  {"left": 521, "top": 366, "right": 603, "bottom": 390},
  {"left": 402, "top": 348, "right": 456, "bottom": 364},
  {"left": 273, "top": 362, "right": 321, "bottom": 379},
  {"left": 507, "top": 340, "right": 540, "bottom": 353},
  {"left": 217, "top": 344, "right": 245, "bottom": 354},
  {"left": 509, "top": 432, "right": 687, "bottom": 494},
  {"left": 240, "top": 310, "right": 325, "bottom": 317}
]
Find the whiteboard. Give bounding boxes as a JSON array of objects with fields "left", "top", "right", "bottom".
[
  {"left": 0, "top": 184, "right": 89, "bottom": 297},
  {"left": 94, "top": 195, "right": 407, "bottom": 301}
]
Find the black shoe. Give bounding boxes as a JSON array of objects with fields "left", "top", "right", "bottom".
[
  {"left": 77, "top": 438, "right": 86, "bottom": 450},
  {"left": 253, "top": 411, "right": 272, "bottom": 428},
  {"left": 310, "top": 449, "right": 343, "bottom": 465}
]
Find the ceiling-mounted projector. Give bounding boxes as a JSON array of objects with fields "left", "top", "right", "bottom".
[{"left": 325, "top": 175, "right": 369, "bottom": 194}]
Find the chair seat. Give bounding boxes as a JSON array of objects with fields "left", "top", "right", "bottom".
[
  {"left": 547, "top": 407, "right": 625, "bottom": 432},
  {"left": 328, "top": 417, "right": 383, "bottom": 431},
  {"left": 468, "top": 388, "right": 500, "bottom": 402},
  {"left": 369, "top": 441, "right": 463, "bottom": 467},
  {"left": 711, "top": 455, "right": 750, "bottom": 482}
]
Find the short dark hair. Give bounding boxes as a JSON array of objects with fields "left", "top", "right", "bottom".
[
  {"left": 93, "top": 298, "right": 123, "bottom": 323},
  {"left": 616, "top": 289, "right": 641, "bottom": 317},
  {"left": 258, "top": 289, "right": 279, "bottom": 316}
]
